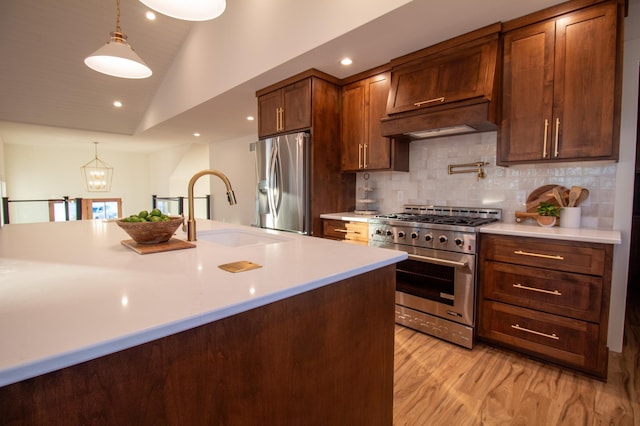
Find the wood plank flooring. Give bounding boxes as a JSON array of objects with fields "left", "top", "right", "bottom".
[{"left": 393, "top": 288, "right": 639, "bottom": 425}]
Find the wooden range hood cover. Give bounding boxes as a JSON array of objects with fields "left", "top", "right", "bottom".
[
  {"left": 379, "top": 23, "right": 501, "bottom": 140},
  {"left": 379, "top": 100, "right": 498, "bottom": 139}
]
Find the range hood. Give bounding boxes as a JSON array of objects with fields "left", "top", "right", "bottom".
[
  {"left": 379, "top": 23, "right": 501, "bottom": 141},
  {"left": 379, "top": 100, "right": 498, "bottom": 140}
]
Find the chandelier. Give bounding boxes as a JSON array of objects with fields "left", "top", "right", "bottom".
[{"left": 81, "top": 142, "right": 114, "bottom": 192}]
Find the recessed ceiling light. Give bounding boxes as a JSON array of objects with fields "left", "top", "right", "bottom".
[
  {"left": 193, "top": 132, "right": 201, "bottom": 137},
  {"left": 246, "top": 116, "right": 255, "bottom": 121},
  {"left": 340, "top": 57, "right": 353, "bottom": 66},
  {"left": 113, "top": 100, "right": 122, "bottom": 108},
  {"left": 146, "top": 11, "right": 156, "bottom": 20}
]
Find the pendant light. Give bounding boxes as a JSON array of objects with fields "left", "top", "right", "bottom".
[
  {"left": 138, "top": 0, "right": 226, "bottom": 21},
  {"left": 81, "top": 142, "right": 114, "bottom": 192},
  {"left": 84, "top": 0, "right": 152, "bottom": 79}
]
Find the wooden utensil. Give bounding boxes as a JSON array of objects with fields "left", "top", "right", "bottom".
[
  {"left": 568, "top": 186, "right": 582, "bottom": 207},
  {"left": 552, "top": 186, "right": 566, "bottom": 207},
  {"left": 575, "top": 188, "right": 589, "bottom": 206}
]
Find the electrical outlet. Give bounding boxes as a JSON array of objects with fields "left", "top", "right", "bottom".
[{"left": 397, "top": 191, "right": 403, "bottom": 201}]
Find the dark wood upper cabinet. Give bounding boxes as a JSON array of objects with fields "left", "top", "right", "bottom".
[
  {"left": 258, "top": 79, "right": 311, "bottom": 138},
  {"left": 386, "top": 25, "right": 500, "bottom": 116},
  {"left": 498, "top": 0, "right": 623, "bottom": 165},
  {"left": 341, "top": 71, "right": 408, "bottom": 172}
]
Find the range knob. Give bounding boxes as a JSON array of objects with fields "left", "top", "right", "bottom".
[
  {"left": 411, "top": 232, "right": 419, "bottom": 239},
  {"left": 375, "top": 228, "right": 383, "bottom": 235},
  {"left": 424, "top": 233, "right": 433, "bottom": 242},
  {"left": 386, "top": 230, "right": 393, "bottom": 236},
  {"left": 438, "top": 235, "right": 448, "bottom": 244},
  {"left": 398, "top": 231, "right": 406, "bottom": 238},
  {"left": 454, "top": 237, "right": 464, "bottom": 247}
]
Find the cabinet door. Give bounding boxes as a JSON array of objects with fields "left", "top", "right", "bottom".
[
  {"left": 341, "top": 81, "right": 366, "bottom": 171},
  {"left": 365, "top": 73, "right": 392, "bottom": 170},
  {"left": 553, "top": 2, "right": 618, "bottom": 160},
  {"left": 282, "top": 79, "right": 311, "bottom": 132},
  {"left": 499, "top": 21, "right": 555, "bottom": 163},
  {"left": 387, "top": 41, "right": 495, "bottom": 115},
  {"left": 258, "top": 90, "right": 282, "bottom": 138},
  {"left": 499, "top": 1, "right": 620, "bottom": 165}
]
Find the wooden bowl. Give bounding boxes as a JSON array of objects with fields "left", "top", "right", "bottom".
[{"left": 116, "top": 216, "right": 183, "bottom": 244}]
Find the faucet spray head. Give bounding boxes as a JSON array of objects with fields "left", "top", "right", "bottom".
[{"left": 227, "top": 191, "right": 237, "bottom": 205}]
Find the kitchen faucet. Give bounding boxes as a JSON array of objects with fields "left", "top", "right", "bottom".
[{"left": 186, "top": 170, "right": 237, "bottom": 241}]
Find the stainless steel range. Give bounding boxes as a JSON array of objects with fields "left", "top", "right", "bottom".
[{"left": 369, "top": 205, "right": 501, "bottom": 348}]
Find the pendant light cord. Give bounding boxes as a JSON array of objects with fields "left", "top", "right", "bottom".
[{"left": 115, "top": 0, "right": 121, "bottom": 34}]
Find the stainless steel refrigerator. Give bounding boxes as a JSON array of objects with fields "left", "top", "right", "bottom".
[{"left": 251, "top": 131, "right": 310, "bottom": 234}]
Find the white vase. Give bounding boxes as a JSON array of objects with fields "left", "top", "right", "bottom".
[{"left": 560, "top": 207, "right": 581, "bottom": 228}]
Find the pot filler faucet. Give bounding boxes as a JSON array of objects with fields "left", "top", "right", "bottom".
[{"left": 186, "top": 169, "right": 237, "bottom": 241}]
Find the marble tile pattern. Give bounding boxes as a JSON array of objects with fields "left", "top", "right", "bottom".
[{"left": 358, "top": 132, "right": 617, "bottom": 229}]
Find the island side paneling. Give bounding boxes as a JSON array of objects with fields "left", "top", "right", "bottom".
[{"left": 0, "top": 265, "right": 396, "bottom": 425}]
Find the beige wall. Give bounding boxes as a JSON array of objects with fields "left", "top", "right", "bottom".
[
  {"left": 2, "top": 143, "right": 210, "bottom": 223},
  {"left": 208, "top": 134, "right": 257, "bottom": 226}
]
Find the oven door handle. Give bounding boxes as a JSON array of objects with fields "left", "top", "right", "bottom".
[{"left": 407, "top": 253, "right": 468, "bottom": 268}]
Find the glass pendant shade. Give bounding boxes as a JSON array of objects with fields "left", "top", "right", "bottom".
[
  {"left": 84, "top": 32, "right": 152, "bottom": 79},
  {"left": 139, "top": 0, "right": 226, "bottom": 21},
  {"left": 81, "top": 143, "right": 114, "bottom": 192}
]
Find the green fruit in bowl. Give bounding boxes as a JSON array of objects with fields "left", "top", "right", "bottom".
[{"left": 121, "top": 209, "right": 173, "bottom": 223}]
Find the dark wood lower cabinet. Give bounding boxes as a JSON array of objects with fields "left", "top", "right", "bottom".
[
  {"left": 0, "top": 266, "right": 396, "bottom": 425},
  {"left": 478, "top": 234, "right": 613, "bottom": 380}
]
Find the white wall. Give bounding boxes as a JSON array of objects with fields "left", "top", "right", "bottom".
[
  {"left": 609, "top": 2, "right": 640, "bottom": 353},
  {"left": 3, "top": 144, "right": 150, "bottom": 222},
  {"left": 2, "top": 143, "right": 211, "bottom": 223},
  {"left": 0, "top": 138, "right": 5, "bottom": 227},
  {"left": 208, "top": 134, "right": 257, "bottom": 226}
]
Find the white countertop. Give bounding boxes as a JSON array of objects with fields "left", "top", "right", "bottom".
[
  {"left": 320, "top": 212, "right": 621, "bottom": 245},
  {"left": 320, "top": 212, "right": 375, "bottom": 222},
  {"left": 0, "top": 220, "right": 406, "bottom": 387},
  {"left": 480, "top": 222, "right": 622, "bottom": 245}
]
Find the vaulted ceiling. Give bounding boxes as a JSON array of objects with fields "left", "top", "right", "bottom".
[{"left": 0, "top": 0, "right": 571, "bottom": 153}]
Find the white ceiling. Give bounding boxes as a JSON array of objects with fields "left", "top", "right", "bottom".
[{"left": 0, "top": 0, "right": 572, "bottom": 153}]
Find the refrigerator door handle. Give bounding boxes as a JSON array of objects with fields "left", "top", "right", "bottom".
[{"left": 268, "top": 143, "right": 282, "bottom": 216}]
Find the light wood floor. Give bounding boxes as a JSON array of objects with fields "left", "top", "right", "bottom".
[{"left": 393, "top": 288, "right": 639, "bottom": 425}]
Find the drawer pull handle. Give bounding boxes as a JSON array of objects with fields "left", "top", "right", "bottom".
[
  {"left": 542, "top": 119, "right": 549, "bottom": 158},
  {"left": 333, "top": 229, "right": 360, "bottom": 234},
  {"left": 414, "top": 97, "right": 445, "bottom": 107},
  {"left": 513, "top": 250, "right": 564, "bottom": 260},
  {"left": 513, "top": 283, "right": 561, "bottom": 296},
  {"left": 511, "top": 324, "right": 559, "bottom": 340}
]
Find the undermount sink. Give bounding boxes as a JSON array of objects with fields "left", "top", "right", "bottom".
[{"left": 197, "top": 229, "right": 290, "bottom": 247}]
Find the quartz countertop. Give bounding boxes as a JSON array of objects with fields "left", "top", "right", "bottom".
[
  {"left": 480, "top": 222, "right": 622, "bottom": 245},
  {"left": 320, "top": 212, "right": 376, "bottom": 222},
  {"left": 0, "top": 220, "right": 406, "bottom": 387}
]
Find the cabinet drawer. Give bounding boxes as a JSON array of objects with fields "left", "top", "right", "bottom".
[
  {"left": 479, "top": 300, "right": 604, "bottom": 374},
  {"left": 344, "top": 222, "right": 369, "bottom": 244},
  {"left": 322, "top": 220, "right": 368, "bottom": 244},
  {"left": 482, "top": 234, "right": 606, "bottom": 276},
  {"left": 482, "top": 261, "right": 602, "bottom": 322}
]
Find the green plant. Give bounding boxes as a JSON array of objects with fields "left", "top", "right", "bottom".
[{"left": 537, "top": 201, "right": 562, "bottom": 217}]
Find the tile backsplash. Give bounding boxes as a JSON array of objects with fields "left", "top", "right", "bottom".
[{"left": 357, "top": 131, "right": 617, "bottom": 229}]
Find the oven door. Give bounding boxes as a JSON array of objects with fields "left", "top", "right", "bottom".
[{"left": 373, "top": 242, "right": 476, "bottom": 327}]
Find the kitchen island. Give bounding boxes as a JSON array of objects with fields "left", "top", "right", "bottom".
[{"left": 0, "top": 219, "right": 406, "bottom": 424}]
